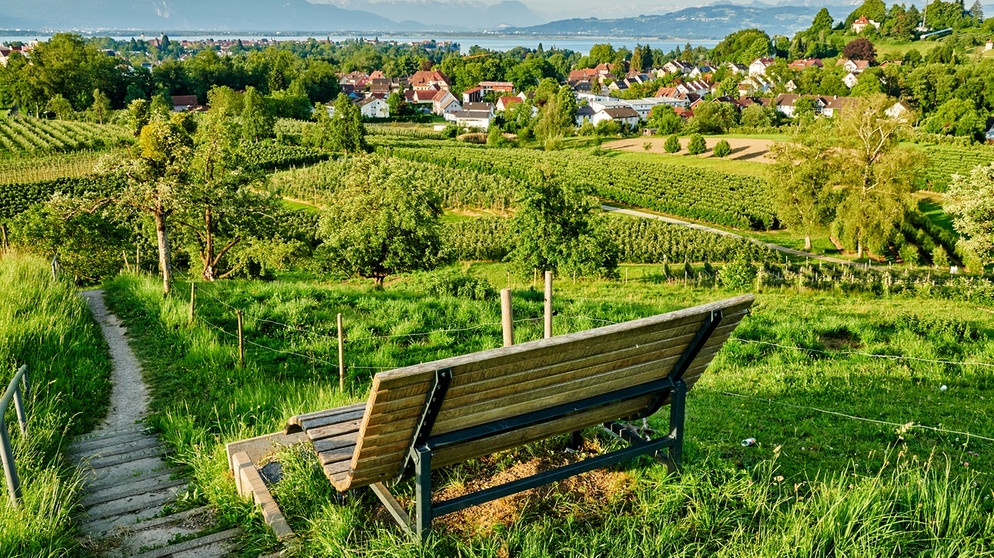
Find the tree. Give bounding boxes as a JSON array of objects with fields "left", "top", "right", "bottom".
[
  {"left": 809, "top": 8, "right": 835, "bottom": 34},
  {"left": 947, "top": 162, "right": 994, "bottom": 271},
  {"left": 664, "top": 134, "right": 681, "bottom": 153},
  {"left": 769, "top": 129, "right": 835, "bottom": 250},
  {"left": 831, "top": 94, "right": 919, "bottom": 258},
  {"left": 687, "top": 134, "right": 707, "bottom": 155},
  {"left": 508, "top": 169, "right": 618, "bottom": 278},
  {"left": 45, "top": 94, "right": 74, "bottom": 120},
  {"left": 328, "top": 93, "right": 368, "bottom": 154},
  {"left": 241, "top": 86, "right": 274, "bottom": 142},
  {"left": 969, "top": 0, "right": 984, "bottom": 21},
  {"left": 921, "top": 98, "right": 987, "bottom": 139},
  {"left": 87, "top": 89, "right": 111, "bottom": 124},
  {"left": 740, "top": 104, "right": 776, "bottom": 129},
  {"left": 687, "top": 101, "right": 738, "bottom": 134},
  {"left": 317, "top": 158, "right": 442, "bottom": 286},
  {"left": 648, "top": 104, "right": 684, "bottom": 135},
  {"left": 386, "top": 91, "right": 405, "bottom": 117},
  {"left": 843, "top": 38, "right": 877, "bottom": 64},
  {"left": 118, "top": 115, "right": 195, "bottom": 295}
]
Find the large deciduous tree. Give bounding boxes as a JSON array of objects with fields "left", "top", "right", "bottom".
[
  {"left": 508, "top": 168, "right": 618, "bottom": 278},
  {"left": 118, "top": 114, "right": 195, "bottom": 295},
  {"left": 317, "top": 158, "right": 442, "bottom": 286},
  {"left": 843, "top": 38, "right": 877, "bottom": 64},
  {"left": 831, "top": 94, "right": 919, "bottom": 258},
  {"left": 769, "top": 126, "right": 836, "bottom": 251},
  {"left": 328, "top": 93, "right": 368, "bottom": 154},
  {"left": 947, "top": 163, "right": 994, "bottom": 271}
]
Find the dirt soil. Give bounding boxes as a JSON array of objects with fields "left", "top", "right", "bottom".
[{"left": 603, "top": 137, "right": 775, "bottom": 163}]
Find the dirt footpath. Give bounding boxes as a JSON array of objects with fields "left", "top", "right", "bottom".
[{"left": 603, "top": 136, "right": 775, "bottom": 163}]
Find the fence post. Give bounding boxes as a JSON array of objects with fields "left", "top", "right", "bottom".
[
  {"left": 1, "top": 365, "right": 28, "bottom": 506},
  {"left": 544, "top": 271, "right": 553, "bottom": 339},
  {"left": 50, "top": 255, "right": 59, "bottom": 280},
  {"left": 236, "top": 310, "right": 245, "bottom": 367},
  {"left": 337, "top": 313, "right": 345, "bottom": 392},
  {"left": 501, "top": 289, "right": 514, "bottom": 347},
  {"left": 189, "top": 282, "right": 196, "bottom": 324}
]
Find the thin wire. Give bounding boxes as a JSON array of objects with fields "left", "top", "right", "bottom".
[
  {"left": 736, "top": 339, "right": 994, "bottom": 369},
  {"left": 719, "top": 391, "right": 994, "bottom": 443}
]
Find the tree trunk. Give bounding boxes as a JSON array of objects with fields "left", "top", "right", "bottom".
[
  {"left": 154, "top": 210, "right": 173, "bottom": 296},
  {"left": 804, "top": 235, "right": 811, "bottom": 251},
  {"left": 202, "top": 206, "right": 215, "bottom": 282},
  {"left": 857, "top": 239, "right": 863, "bottom": 259}
]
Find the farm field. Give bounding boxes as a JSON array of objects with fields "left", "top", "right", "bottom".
[
  {"left": 0, "top": 117, "right": 130, "bottom": 157},
  {"left": 92, "top": 264, "right": 994, "bottom": 556},
  {"left": 603, "top": 136, "right": 777, "bottom": 166}
]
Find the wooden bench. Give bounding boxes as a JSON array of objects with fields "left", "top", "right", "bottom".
[{"left": 286, "top": 294, "right": 753, "bottom": 538}]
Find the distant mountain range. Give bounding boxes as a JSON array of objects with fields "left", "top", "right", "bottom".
[
  {"left": 503, "top": 4, "right": 836, "bottom": 39},
  {"left": 2, "top": 1, "right": 974, "bottom": 40},
  {"left": 0, "top": 0, "right": 541, "bottom": 33}
]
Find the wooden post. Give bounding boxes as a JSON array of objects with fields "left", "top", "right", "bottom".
[
  {"left": 500, "top": 288, "right": 514, "bottom": 347},
  {"left": 135, "top": 245, "right": 140, "bottom": 274},
  {"left": 544, "top": 271, "right": 553, "bottom": 339},
  {"left": 188, "top": 282, "right": 196, "bottom": 324},
  {"left": 337, "top": 313, "right": 345, "bottom": 392},
  {"left": 236, "top": 310, "right": 244, "bottom": 367}
]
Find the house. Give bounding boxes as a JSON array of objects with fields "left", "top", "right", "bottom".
[
  {"left": 568, "top": 68, "right": 598, "bottom": 82},
  {"left": 359, "top": 97, "right": 389, "bottom": 119},
  {"left": 624, "top": 98, "right": 670, "bottom": 120},
  {"left": 432, "top": 90, "right": 461, "bottom": 116},
  {"left": 785, "top": 80, "right": 798, "bottom": 92},
  {"left": 852, "top": 15, "right": 881, "bottom": 33},
  {"left": 689, "top": 65, "right": 715, "bottom": 78},
  {"left": 591, "top": 106, "right": 641, "bottom": 127},
  {"left": 787, "top": 58, "right": 823, "bottom": 71},
  {"left": 749, "top": 57, "right": 775, "bottom": 76},
  {"left": 676, "top": 79, "right": 712, "bottom": 97},
  {"left": 726, "top": 62, "right": 748, "bottom": 75},
  {"left": 986, "top": 39, "right": 993, "bottom": 51},
  {"left": 653, "top": 87, "right": 693, "bottom": 108},
  {"left": 607, "top": 80, "right": 629, "bottom": 93},
  {"left": 478, "top": 81, "right": 514, "bottom": 95},
  {"left": 576, "top": 104, "right": 597, "bottom": 125},
  {"left": 769, "top": 94, "right": 827, "bottom": 118},
  {"left": 445, "top": 102, "right": 494, "bottom": 129},
  {"left": 339, "top": 71, "right": 370, "bottom": 90},
  {"left": 368, "top": 77, "right": 393, "bottom": 96},
  {"left": 837, "top": 59, "right": 870, "bottom": 74},
  {"left": 408, "top": 70, "right": 450, "bottom": 91},
  {"left": 843, "top": 72, "right": 859, "bottom": 89},
  {"left": 821, "top": 96, "right": 857, "bottom": 117},
  {"left": 496, "top": 93, "right": 527, "bottom": 112},
  {"left": 170, "top": 95, "right": 201, "bottom": 112},
  {"left": 405, "top": 88, "right": 439, "bottom": 108},
  {"left": 463, "top": 86, "right": 484, "bottom": 103},
  {"left": 737, "top": 75, "right": 771, "bottom": 96},
  {"left": 0, "top": 47, "right": 12, "bottom": 67},
  {"left": 662, "top": 60, "right": 694, "bottom": 75},
  {"left": 885, "top": 100, "right": 913, "bottom": 121},
  {"left": 987, "top": 123, "right": 994, "bottom": 143}
]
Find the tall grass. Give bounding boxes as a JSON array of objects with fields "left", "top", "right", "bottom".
[
  {"left": 0, "top": 252, "right": 112, "bottom": 557},
  {"left": 103, "top": 265, "right": 994, "bottom": 555}
]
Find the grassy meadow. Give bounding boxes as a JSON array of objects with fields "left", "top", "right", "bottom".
[
  {"left": 0, "top": 254, "right": 112, "bottom": 557},
  {"left": 100, "top": 263, "right": 994, "bottom": 556}
]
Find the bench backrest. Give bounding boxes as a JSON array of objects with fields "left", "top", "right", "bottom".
[{"left": 336, "top": 294, "right": 753, "bottom": 490}]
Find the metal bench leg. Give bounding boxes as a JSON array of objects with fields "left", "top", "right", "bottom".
[
  {"left": 567, "top": 430, "right": 583, "bottom": 451},
  {"left": 414, "top": 445, "right": 432, "bottom": 541},
  {"left": 667, "top": 380, "right": 687, "bottom": 473}
]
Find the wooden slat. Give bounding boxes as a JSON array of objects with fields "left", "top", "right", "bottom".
[
  {"left": 307, "top": 419, "right": 362, "bottom": 442},
  {"left": 312, "top": 432, "right": 360, "bottom": 454},
  {"left": 286, "top": 402, "right": 366, "bottom": 433},
  {"left": 318, "top": 447, "right": 354, "bottom": 466},
  {"left": 300, "top": 408, "right": 366, "bottom": 431}
]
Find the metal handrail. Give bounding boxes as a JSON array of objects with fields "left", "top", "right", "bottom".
[{"left": 0, "top": 365, "right": 29, "bottom": 505}]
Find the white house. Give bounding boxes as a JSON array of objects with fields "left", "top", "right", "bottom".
[
  {"left": 445, "top": 102, "right": 494, "bottom": 130},
  {"left": 987, "top": 123, "right": 994, "bottom": 143},
  {"left": 661, "top": 60, "right": 695, "bottom": 75},
  {"left": 748, "top": 57, "right": 775, "bottom": 76},
  {"left": 851, "top": 16, "right": 881, "bottom": 33},
  {"left": 885, "top": 101, "right": 913, "bottom": 121},
  {"left": 843, "top": 72, "right": 859, "bottom": 89},
  {"left": 432, "top": 90, "right": 461, "bottom": 116},
  {"left": 986, "top": 39, "right": 994, "bottom": 51},
  {"left": 359, "top": 97, "right": 389, "bottom": 119},
  {"left": 591, "top": 107, "right": 640, "bottom": 127},
  {"left": 676, "top": 79, "right": 712, "bottom": 97}
]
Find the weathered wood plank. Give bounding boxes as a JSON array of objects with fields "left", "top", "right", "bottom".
[
  {"left": 286, "top": 402, "right": 366, "bottom": 433},
  {"left": 312, "top": 431, "right": 360, "bottom": 454}
]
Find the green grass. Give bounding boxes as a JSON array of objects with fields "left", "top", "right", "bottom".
[
  {"left": 102, "top": 263, "right": 994, "bottom": 556},
  {"left": 280, "top": 198, "right": 319, "bottom": 212},
  {"left": 610, "top": 150, "right": 772, "bottom": 178},
  {"left": 0, "top": 252, "right": 113, "bottom": 557},
  {"left": 917, "top": 193, "right": 957, "bottom": 237}
]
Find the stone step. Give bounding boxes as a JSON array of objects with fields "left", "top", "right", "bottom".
[
  {"left": 82, "top": 445, "right": 166, "bottom": 471},
  {"left": 99, "top": 507, "right": 220, "bottom": 558},
  {"left": 79, "top": 500, "right": 169, "bottom": 538},
  {"left": 73, "top": 435, "right": 161, "bottom": 461},
  {"left": 82, "top": 471, "right": 186, "bottom": 508},
  {"left": 82, "top": 456, "right": 173, "bottom": 492},
  {"left": 81, "top": 483, "right": 186, "bottom": 522},
  {"left": 131, "top": 527, "right": 241, "bottom": 558},
  {"left": 70, "top": 426, "right": 151, "bottom": 451}
]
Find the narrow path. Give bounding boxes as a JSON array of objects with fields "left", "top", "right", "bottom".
[
  {"left": 72, "top": 290, "right": 240, "bottom": 557},
  {"left": 601, "top": 204, "right": 857, "bottom": 267}
]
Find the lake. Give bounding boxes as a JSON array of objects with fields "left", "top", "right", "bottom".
[{"left": 0, "top": 32, "right": 718, "bottom": 55}]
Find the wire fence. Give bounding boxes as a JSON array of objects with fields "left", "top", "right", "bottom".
[{"left": 182, "top": 277, "right": 994, "bottom": 447}]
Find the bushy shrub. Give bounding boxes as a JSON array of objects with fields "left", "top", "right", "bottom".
[
  {"left": 713, "top": 139, "right": 731, "bottom": 158},
  {"left": 718, "top": 258, "right": 757, "bottom": 290},
  {"left": 420, "top": 272, "right": 498, "bottom": 300},
  {"left": 664, "top": 134, "right": 681, "bottom": 153},
  {"left": 688, "top": 134, "right": 707, "bottom": 155}
]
